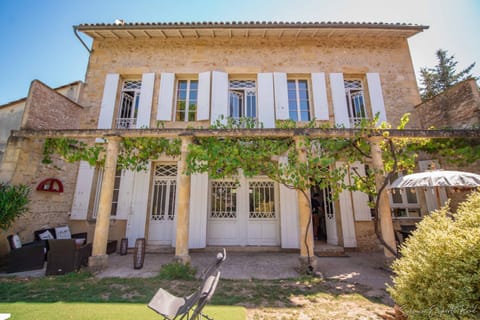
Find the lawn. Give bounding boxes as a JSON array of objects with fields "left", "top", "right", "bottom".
[
  {"left": 0, "top": 302, "right": 245, "bottom": 320},
  {"left": 0, "top": 271, "right": 391, "bottom": 319}
]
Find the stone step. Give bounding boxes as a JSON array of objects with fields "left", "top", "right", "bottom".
[{"left": 314, "top": 242, "right": 346, "bottom": 257}]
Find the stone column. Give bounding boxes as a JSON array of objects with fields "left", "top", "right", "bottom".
[
  {"left": 89, "top": 136, "right": 121, "bottom": 270},
  {"left": 174, "top": 136, "right": 192, "bottom": 264},
  {"left": 294, "top": 137, "right": 317, "bottom": 270},
  {"left": 370, "top": 137, "right": 397, "bottom": 257}
]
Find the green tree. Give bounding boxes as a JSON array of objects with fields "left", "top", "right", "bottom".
[
  {"left": 0, "top": 182, "right": 30, "bottom": 231},
  {"left": 419, "top": 49, "right": 476, "bottom": 101}
]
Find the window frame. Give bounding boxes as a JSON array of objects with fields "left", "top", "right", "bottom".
[
  {"left": 150, "top": 163, "right": 178, "bottom": 222},
  {"left": 287, "top": 78, "right": 311, "bottom": 122},
  {"left": 344, "top": 78, "right": 369, "bottom": 127},
  {"left": 90, "top": 167, "right": 121, "bottom": 220},
  {"left": 175, "top": 79, "right": 198, "bottom": 122},
  {"left": 116, "top": 79, "right": 142, "bottom": 129},
  {"left": 228, "top": 79, "right": 257, "bottom": 120},
  {"left": 209, "top": 179, "right": 239, "bottom": 219},
  {"left": 388, "top": 172, "right": 422, "bottom": 219}
]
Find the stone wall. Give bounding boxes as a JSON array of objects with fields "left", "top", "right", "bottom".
[
  {"left": 79, "top": 35, "right": 422, "bottom": 129},
  {"left": 0, "top": 138, "right": 79, "bottom": 255},
  {"left": 414, "top": 79, "right": 480, "bottom": 129},
  {"left": 22, "top": 80, "right": 84, "bottom": 130}
]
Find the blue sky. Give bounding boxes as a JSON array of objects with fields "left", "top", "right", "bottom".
[{"left": 0, "top": 0, "right": 478, "bottom": 105}]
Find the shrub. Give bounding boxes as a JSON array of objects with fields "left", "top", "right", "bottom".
[
  {"left": 157, "top": 262, "right": 197, "bottom": 280},
  {"left": 388, "top": 190, "right": 480, "bottom": 319},
  {"left": 0, "top": 182, "right": 30, "bottom": 231}
]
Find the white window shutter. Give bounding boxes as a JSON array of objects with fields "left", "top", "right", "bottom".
[
  {"left": 336, "top": 161, "right": 357, "bottom": 247},
  {"left": 278, "top": 156, "right": 300, "bottom": 248},
  {"left": 350, "top": 162, "right": 372, "bottom": 221},
  {"left": 366, "top": 73, "right": 387, "bottom": 124},
  {"left": 126, "top": 166, "right": 151, "bottom": 247},
  {"left": 189, "top": 173, "right": 209, "bottom": 248},
  {"left": 115, "top": 169, "right": 135, "bottom": 220},
  {"left": 157, "top": 73, "right": 175, "bottom": 121},
  {"left": 197, "top": 72, "right": 211, "bottom": 121},
  {"left": 98, "top": 73, "right": 119, "bottom": 129},
  {"left": 70, "top": 161, "right": 95, "bottom": 220},
  {"left": 273, "top": 72, "right": 289, "bottom": 120},
  {"left": 210, "top": 71, "right": 229, "bottom": 124},
  {"left": 311, "top": 73, "right": 329, "bottom": 120},
  {"left": 330, "top": 73, "right": 350, "bottom": 128},
  {"left": 136, "top": 73, "right": 155, "bottom": 128},
  {"left": 257, "top": 73, "right": 275, "bottom": 128}
]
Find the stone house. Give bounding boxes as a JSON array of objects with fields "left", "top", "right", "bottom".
[{"left": 2, "top": 21, "right": 446, "bottom": 267}]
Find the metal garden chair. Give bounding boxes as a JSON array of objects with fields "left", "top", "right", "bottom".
[{"left": 148, "top": 249, "right": 226, "bottom": 320}]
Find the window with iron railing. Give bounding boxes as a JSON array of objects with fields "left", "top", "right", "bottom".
[
  {"left": 116, "top": 80, "right": 141, "bottom": 129},
  {"left": 248, "top": 181, "right": 276, "bottom": 219},
  {"left": 150, "top": 164, "right": 178, "bottom": 221},
  {"left": 210, "top": 180, "right": 238, "bottom": 219},
  {"left": 229, "top": 80, "right": 257, "bottom": 124},
  {"left": 344, "top": 80, "right": 367, "bottom": 127}
]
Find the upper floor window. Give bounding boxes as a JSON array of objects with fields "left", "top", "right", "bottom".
[
  {"left": 229, "top": 80, "right": 257, "bottom": 120},
  {"left": 175, "top": 80, "right": 198, "bottom": 121},
  {"left": 288, "top": 79, "right": 310, "bottom": 121},
  {"left": 344, "top": 80, "right": 367, "bottom": 126},
  {"left": 117, "top": 80, "right": 141, "bottom": 129}
]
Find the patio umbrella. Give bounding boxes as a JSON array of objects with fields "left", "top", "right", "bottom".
[{"left": 389, "top": 170, "right": 480, "bottom": 208}]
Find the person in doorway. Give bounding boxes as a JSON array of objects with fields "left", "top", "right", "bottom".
[{"left": 311, "top": 193, "right": 322, "bottom": 240}]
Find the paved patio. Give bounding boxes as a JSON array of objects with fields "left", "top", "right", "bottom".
[{"left": 1, "top": 250, "right": 394, "bottom": 302}]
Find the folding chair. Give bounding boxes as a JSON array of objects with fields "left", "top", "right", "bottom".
[
  {"left": 148, "top": 249, "right": 226, "bottom": 320},
  {"left": 189, "top": 271, "right": 221, "bottom": 320}
]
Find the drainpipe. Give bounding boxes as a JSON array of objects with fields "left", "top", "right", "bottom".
[{"left": 73, "top": 26, "right": 92, "bottom": 54}]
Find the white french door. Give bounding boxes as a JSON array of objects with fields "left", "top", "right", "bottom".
[
  {"left": 148, "top": 164, "right": 177, "bottom": 245},
  {"left": 207, "top": 176, "right": 280, "bottom": 246}
]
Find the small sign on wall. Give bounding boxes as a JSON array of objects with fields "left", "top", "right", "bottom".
[{"left": 37, "top": 178, "right": 63, "bottom": 193}]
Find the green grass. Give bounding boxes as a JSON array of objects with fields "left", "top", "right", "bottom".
[
  {"left": 0, "top": 302, "right": 245, "bottom": 320},
  {"left": 0, "top": 271, "right": 391, "bottom": 319}
]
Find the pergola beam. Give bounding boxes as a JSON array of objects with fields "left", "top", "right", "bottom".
[{"left": 11, "top": 128, "right": 480, "bottom": 140}]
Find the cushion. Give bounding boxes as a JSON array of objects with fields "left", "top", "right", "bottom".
[
  {"left": 38, "top": 230, "right": 55, "bottom": 240},
  {"left": 11, "top": 234, "right": 22, "bottom": 249},
  {"left": 55, "top": 226, "right": 72, "bottom": 240}
]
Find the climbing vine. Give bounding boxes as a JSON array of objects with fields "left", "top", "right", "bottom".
[
  {"left": 42, "top": 137, "right": 181, "bottom": 170},
  {"left": 42, "top": 138, "right": 106, "bottom": 167},
  {"left": 41, "top": 114, "right": 480, "bottom": 260},
  {"left": 117, "top": 137, "right": 181, "bottom": 171}
]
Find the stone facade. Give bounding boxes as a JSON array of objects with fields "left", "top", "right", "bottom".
[{"left": 80, "top": 36, "right": 421, "bottom": 129}]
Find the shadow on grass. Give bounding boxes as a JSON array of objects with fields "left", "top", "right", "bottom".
[{"left": 0, "top": 271, "right": 390, "bottom": 319}]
